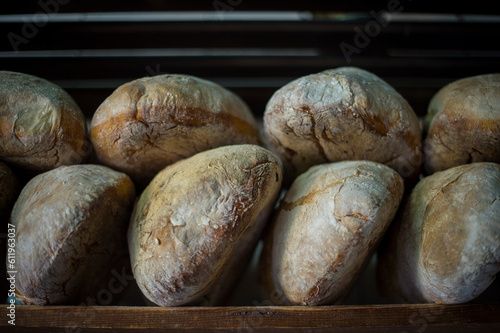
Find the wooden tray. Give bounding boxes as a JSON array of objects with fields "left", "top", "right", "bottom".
[{"left": 2, "top": 303, "right": 500, "bottom": 332}]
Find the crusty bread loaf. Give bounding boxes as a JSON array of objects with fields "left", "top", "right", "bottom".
[
  {"left": 0, "top": 162, "right": 18, "bottom": 223},
  {"left": 128, "top": 144, "right": 282, "bottom": 306},
  {"left": 377, "top": 162, "right": 500, "bottom": 304},
  {"left": 0, "top": 71, "right": 89, "bottom": 173},
  {"left": 263, "top": 67, "right": 421, "bottom": 184},
  {"left": 423, "top": 74, "right": 500, "bottom": 174},
  {"left": 90, "top": 74, "right": 262, "bottom": 187},
  {"left": 13, "top": 164, "right": 135, "bottom": 305},
  {"left": 260, "top": 160, "right": 404, "bottom": 305}
]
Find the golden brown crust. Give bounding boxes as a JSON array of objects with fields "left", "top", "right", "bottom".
[
  {"left": 424, "top": 74, "right": 500, "bottom": 174},
  {"left": 260, "top": 160, "right": 404, "bottom": 305},
  {"left": 263, "top": 67, "right": 421, "bottom": 184},
  {"left": 13, "top": 164, "right": 135, "bottom": 305},
  {"left": 0, "top": 162, "right": 18, "bottom": 223},
  {"left": 90, "top": 74, "right": 262, "bottom": 186},
  {"left": 378, "top": 162, "right": 500, "bottom": 304},
  {"left": 0, "top": 71, "right": 89, "bottom": 172},
  {"left": 128, "top": 144, "right": 282, "bottom": 306}
]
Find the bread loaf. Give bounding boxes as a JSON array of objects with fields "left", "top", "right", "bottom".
[
  {"left": 377, "top": 162, "right": 500, "bottom": 304},
  {"left": 0, "top": 162, "right": 18, "bottom": 223},
  {"left": 128, "top": 144, "right": 282, "bottom": 306},
  {"left": 0, "top": 71, "right": 89, "bottom": 173},
  {"left": 263, "top": 67, "right": 421, "bottom": 184},
  {"left": 423, "top": 74, "right": 500, "bottom": 174},
  {"left": 13, "top": 164, "right": 135, "bottom": 305},
  {"left": 260, "top": 160, "right": 404, "bottom": 305},
  {"left": 90, "top": 74, "right": 262, "bottom": 186}
]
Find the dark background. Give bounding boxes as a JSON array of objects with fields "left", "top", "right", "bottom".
[{"left": 1, "top": 1, "right": 500, "bottom": 118}]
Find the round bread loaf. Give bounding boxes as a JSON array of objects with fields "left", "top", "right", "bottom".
[
  {"left": 423, "top": 74, "right": 500, "bottom": 174},
  {"left": 0, "top": 71, "right": 89, "bottom": 172},
  {"left": 128, "top": 144, "right": 282, "bottom": 306},
  {"left": 263, "top": 67, "right": 421, "bottom": 184},
  {"left": 13, "top": 164, "right": 135, "bottom": 305},
  {"left": 90, "top": 74, "right": 262, "bottom": 186},
  {"left": 377, "top": 162, "right": 500, "bottom": 304},
  {"left": 260, "top": 160, "right": 404, "bottom": 305},
  {"left": 0, "top": 162, "right": 18, "bottom": 223}
]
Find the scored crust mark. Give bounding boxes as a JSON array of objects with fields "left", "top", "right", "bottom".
[
  {"left": 418, "top": 167, "right": 473, "bottom": 286},
  {"left": 301, "top": 106, "right": 329, "bottom": 162},
  {"left": 436, "top": 125, "right": 456, "bottom": 154},
  {"left": 420, "top": 168, "right": 469, "bottom": 229},
  {"left": 280, "top": 179, "right": 347, "bottom": 211},
  {"left": 303, "top": 228, "right": 363, "bottom": 305},
  {"left": 427, "top": 118, "right": 496, "bottom": 170},
  {"left": 357, "top": 109, "right": 390, "bottom": 137}
]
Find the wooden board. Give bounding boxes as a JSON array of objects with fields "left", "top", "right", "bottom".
[{"left": 2, "top": 303, "right": 500, "bottom": 332}]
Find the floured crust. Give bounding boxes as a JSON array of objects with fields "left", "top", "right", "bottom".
[
  {"left": 90, "top": 74, "right": 262, "bottom": 186},
  {"left": 128, "top": 144, "right": 282, "bottom": 306},
  {"left": 424, "top": 74, "right": 500, "bottom": 174},
  {"left": 378, "top": 162, "right": 500, "bottom": 304},
  {"left": 260, "top": 160, "right": 404, "bottom": 305},
  {"left": 263, "top": 67, "right": 421, "bottom": 184},
  {"left": 13, "top": 164, "right": 136, "bottom": 305},
  {"left": 0, "top": 71, "right": 89, "bottom": 172},
  {"left": 0, "top": 162, "right": 18, "bottom": 222}
]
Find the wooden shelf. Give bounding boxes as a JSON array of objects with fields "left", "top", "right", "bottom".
[{"left": 2, "top": 303, "right": 500, "bottom": 332}]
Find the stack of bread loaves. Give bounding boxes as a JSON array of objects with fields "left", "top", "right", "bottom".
[
  {"left": 1, "top": 69, "right": 498, "bottom": 307},
  {"left": 2, "top": 71, "right": 280, "bottom": 305},
  {"left": 260, "top": 70, "right": 499, "bottom": 306},
  {"left": 377, "top": 74, "right": 500, "bottom": 304}
]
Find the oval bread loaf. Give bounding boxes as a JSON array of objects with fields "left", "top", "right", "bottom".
[
  {"left": 90, "top": 74, "right": 262, "bottom": 186},
  {"left": 13, "top": 164, "right": 135, "bottom": 305},
  {"left": 423, "top": 74, "right": 500, "bottom": 174},
  {"left": 0, "top": 71, "right": 89, "bottom": 172},
  {"left": 377, "top": 162, "right": 500, "bottom": 304},
  {"left": 0, "top": 162, "right": 18, "bottom": 223},
  {"left": 263, "top": 67, "right": 421, "bottom": 184},
  {"left": 128, "top": 144, "right": 282, "bottom": 306},
  {"left": 260, "top": 160, "right": 404, "bottom": 305}
]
